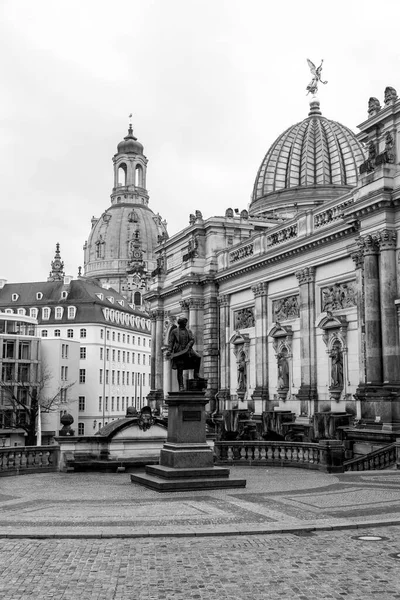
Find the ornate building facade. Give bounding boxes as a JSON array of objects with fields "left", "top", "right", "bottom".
[
  {"left": 146, "top": 87, "right": 400, "bottom": 441},
  {"left": 83, "top": 122, "right": 168, "bottom": 307}
]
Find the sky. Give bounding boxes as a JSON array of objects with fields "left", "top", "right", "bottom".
[{"left": 1, "top": 0, "right": 400, "bottom": 282}]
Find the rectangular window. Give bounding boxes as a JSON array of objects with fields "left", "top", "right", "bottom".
[
  {"left": 100, "top": 347, "right": 103, "bottom": 360},
  {"left": 18, "top": 342, "right": 30, "bottom": 360},
  {"left": 105, "top": 396, "right": 108, "bottom": 411},
  {"left": 148, "top": 373, "right": 151, "bottom": 386},
  {"left": 122, "top": 334, "right": 125, "bottom": 343},
  {"left": 127, "top": 352, "right": 130, "bottom": 363},
  {"left": 3, "top": 340, "right": 15, "bottom": 358},
  {"left": 18, "top": 363, "right": 30, "bottom": 382},
  {"left": 138, "top": 354, "right": 140, "bottom": 365},
  {"left": 122, "top": 372, "right": 125, "bottom": 385},
  {"left": 117, "top": 371, "right": 120, "bottom": 385},
  {"left": 106, "top": 330, "right": 110, "bottom": 341},
  {"left": 65, "top": 366, "right": 68, "bottom": 380},
  {"left": 117, "top": 333, "right": 120, "bottom": 342},
  {"left": 122, "top": 397, "right": 125, "bottom": 412},
  {"left": 132, "top": 352, "right": 135, "bottom": 364},
  {"left": 111, "top": 397, "right": 115, "bottom": 411},
  {"left": 132, "top": 336, "right": 135, "bottom": 345},
  {"left": 127, "top": 335, "right": 130, "bottom": 344},
  {"left": 116, "top": 397, "right": 120, "bottom": 411},
  {"left": 61, "top": 344, "right": 65, "bottom": 359},
  {"left": 138, "top": 337, "right": 141, "bottom": 346},
  {"left": 99, "top": 396, "right": 102, "bottom": 411},
  {"left": 78, "top": 423, "right": 84, "bottom": 435},
  {"left": 112, "top": 370, "right": 115, "bottom": 385},
  {"left": 126, "top": 372, "right": 129, "bottom": 385},
  {"left": 117, "top": 350, "right": 121, "bottom": 362},
  {"left": 67, "top": 329, "right": 73, "bottom": 338},
  {"left": 65, "top": 345, "right": 69, "bottom": 359},
  {"left": 79, "top": 396, "right": 85, "bottom": 411},
  {"left": 106, "top": 348, "right": 110, "bottom": 361},
  {"left": 60, "top": 388, "right": 67, "bottom": 403},
  {"left": 100, "top": 329, "right": 104, "bottom": 339},
  {"left": 122, "top": 351, "right": 125, "bottom": 362},
  {"left": 61, "top": 366, "right": 65, "bottom": 380},
  {"left": 112, "top": 349, "right": 116, "bottom": 361},
  {"left": 80, "top": 347, "right": 86, "bottom": 359},
  {"left": 99, "top": 369, "right": 103, "bottom": 384},
  {"left": 106, "top": 370, "right": 109, "bottom": 384},
  {"left": 112, "top": 332, "right": 115, "bottom": 341},
  {"left": 79, "top": 369, "right": 86, "bottom": 384}
]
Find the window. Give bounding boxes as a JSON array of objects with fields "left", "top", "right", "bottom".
[
  {"left": 148, "top": 373, "right": 151, "bottom": 386},
  {"left": 78, "top": 423, "right": 85, "bottom": 435},
  {"left": 42, "top": 307, "right": 50, "bottom": 320},
  {"left": 117, "top": 350, "right": 121, "bottom": 362},
  {"left": 138, "top": 354, "right": 140, "bottom": 365},
  {"left": 36, "top": 292, "right": 43, "bottom": 300},
  {"left": 106, "top": 348, "right": 109, "bottom": 361},
  {"left": 99, "top": 370, "right": 103, "bottom": 384},
  {"left": 78, "top": 397, "right": 85, "bottom": 411},
  {"left": 100, "top": 329, "right": 104, "bottom": 339},
  {"left": 117, "top": 333, "right": 120, "bottom": 342},
  {"left": 67, "top": 329, "right": 73, "bottom": 338},
  {"left": 61, "top": 291, "right": 68, "bottom": 300},
  {"left": 132, "top": 336, "right": 135, "bottom": 345},
  {"left": 18, "top": 364, "right": 30, "bottom": 382},
  {"left": 11, "top": 293, "right": 19, "bottom": 302},
  {"left": 122, "top": 397, "right": 125, "bottom": 412},
  {"left": 106, "top": 330, "right": 110, "bottom": 341},
  {"left": 18, "top": 342, "right": 30, "bottom": 360},
  {"left": 100, "top": 347, "right": 103, "bottom": 360},
  {"left": 138, "top": 337, "right": 141, "bottom": 346},
  {"left": 61, "top": 366, "right": 65, "bottom": 380},
  {"left": 61, "top": 344, "right": 69, "bottom": 359},
  {"left": 30, "top": 308, "right": 38, "bottom": 319},
  {"left": 2, "top": 363, "right": 14, "bottom": 381},
  {"left": 54, "top": 329, "right": 61, "bottom": 337},
  {"left": 134, "top": 291, "right": 141, "bottom": 305},
  {"left": 127, "top": 353, "right": 130, "bottom": 364},
  {"left": 55, "top": 307, "right": 63, "bottom": 320},
  {"left": 112, "top": 349, "right": 115, "bottom": 361},
  {"left": 117, "top": 371, "right": 120, "bottom": 385},
  {"left": 60, "top": 388, "right": 67, "bottom": 403},
  {"left": 105, "top": 397, "right": 108, "bottom": 411},
  {"left": 112, "top": 370, "right": 115, "bottom": 385},
  {"left": 79, "top": 369, "right": 86, "bottom": 383},
  {"left": 99, "top": 396, "right": 102, "bottom": 411},
  {"left": 126, "top": 372, "right": 129, "bottom": 385},
  {"left": 112, "top": 331, "right": 115, "bottom": 341},
  {"left": 41, "top": 330, "right": 48, "bottom": 337},
  {"left": 122, "top": 351, "right": 125, "bottom": 362},
  {"left": 106, "top": 370, "right": 109, "bottom": 384},
  {"left": 80, "top": 328, "right": 87, "bottom": 338},
  {"left": 122, "top": 372, "right": 125, "bottom": 385},
  {"left": 17, "top": 308, "right": 26, "bottom": 315},
  {"left": 111, "top": 397, "right": 115, "bottom": 411},
  {"left": 122, "top": 334, "right": 125, "bottom": 343},
  {"left": 68, "top": 306, "right": 76, "bottom": 319},
  {"left": 132, "top": 352, "right": 135, "bottom": 363},
  {"left": 116, "top": 397, "right": 120, "bottom": 411},
  {"left": 3, "top": 340, "right": 15, "bottom": 358},
  {"left": 127, "top": 335, "right": 130, "bottom": 344},
  {"left": 80, "top": 347, "right": 86, "bottom": 359}
]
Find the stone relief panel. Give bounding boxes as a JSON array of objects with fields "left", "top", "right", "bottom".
[
  {"left": 272, "top": 295, "right": 299, "bottom": 321},
  {"left": 233, "top": 307, "right": 255, "bottom": 330},
  {"left": 321, "top": 282, "right": 357, "bottom": 312}
]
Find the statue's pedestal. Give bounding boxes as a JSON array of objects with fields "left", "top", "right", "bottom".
[{"left": 131, "top": 388, "right": 246, "bottom": 492}]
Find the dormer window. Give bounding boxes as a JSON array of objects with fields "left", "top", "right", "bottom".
[
  {"left": 17, "top": 308, "right": 26, "bottom": 316},
  {"left": 55, "top": 306, "right": 64, "bottom": 320},
  {"left": 5, "top": 309, "right": 13, "bottom": 314},
  {"left": 36, "top": 292, "right": 43, "bottom": 300},
  {"left": 107, "top": 296, "right": 114, "bottom": 304},
  {"left": 117, "top": 299, "right": 124, "bottom": 307},
  {"left": 68, "top": 306, "right": 76, "bottom": 319},
  {"left": 61, "top": 291, "right": 68, "bottom": 300},
  {"left": 30, "top": 308, "right": 38, "bottom": 319},
  {"left": 96, "top": 293, "right": 104, "bottom": 301},
  {"left": 11, "top": 293, "right": 19, "bottom": 302},
  {"left": 42, "top": 307, "right": 50, "bottom": 320}
]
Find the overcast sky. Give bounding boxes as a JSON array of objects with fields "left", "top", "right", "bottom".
[{"left": 1, "top": 0, "right": 400, "bottom": 282}]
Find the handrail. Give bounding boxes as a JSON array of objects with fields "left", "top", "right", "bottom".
[
  {"left": 343, "top": 442, "right": 396, "bottom": 471},
  {"left": 215, "top": 440, "right": 322, "bottom": 469}
]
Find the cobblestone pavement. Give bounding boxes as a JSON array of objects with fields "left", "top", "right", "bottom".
[
  {"left": 1, "top": 467, "right": 400, "bottom": 537},
  {"left": 1, "top": 527, "right": 400, "bottom": 599}
]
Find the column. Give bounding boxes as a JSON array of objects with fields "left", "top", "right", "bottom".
[
  {"left": 251, "top": 282, "right": 269, "bottom": 410},
  {"left": 150, "top": 312, "right": 157, "bottom": 390},
  {"left": 359, "top": 235, "right": 382, "bottom": 384},
  {"left": 376, "top": 229, "right": 400, "bottom": 384},
  {"left": 154, "top": 309, "right": 165, "bottom": 392},
  {"left": 351, "top": 250, "right": 365, "bottom": 387},
  {"left": 295, "top": 267, "right": 317, "bottom": 414},
  {"left": 218, "top": 294, "right": 230, "bottom": 396},
  {"left": 202, "top": 280, "right": 219, "bottom": 401},
  {"left": 188, "top": 298, "right": 203, "bottom": 353}
]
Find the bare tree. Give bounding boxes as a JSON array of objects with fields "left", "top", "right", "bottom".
[{"left": 0, "top": 365, "right": 76, "bottom": 446}]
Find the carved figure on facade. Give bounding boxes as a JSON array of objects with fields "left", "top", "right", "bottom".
[
  {"left": 321, "top": 282, "right": 356, "bottom": 312},
  {"left": 273, "top": 295, "right": 299, "bottom": 321},
  {"left": 240, "top": 209, "right": 249, "bottom": 219},
  {"left": 306, "top": 59, "right": 327, "bottom": 96},
  {"left": 277, "top": 351, "right": 289, "bottom": 389},
  {"left": 375, "top": 228, "right": 397, "bottom": 250},
  {"left": 166, "top": 318, "right": 201, "bottom": 391},
  {"left": 330, "top": 344, "right": 343, "bottom": 388},
  {"left": 237, "top": 351, "right": 247, "bottom": 391},
  {"left": 267, "top": 224, "right": 297, "bottom": 247},
  {"left": 230, "top": 243, "right": 254, "bottom": 263},
  {"left": 225, "top": 208, "right": 234, "bottom": 218},
  {"left": 384, "top": 86, "right": 398, "bottom": 105},
  {"left": 234, "top": 307, "right": 255, "bottom": 330},
  {"left": 137, "top": 406, "right": 155, "bottom": 431},
  {"left": 368, "top": 97, "right": 381, "bottom": 117},
  {"left": 189, "top": 213, "right": 196, "bottom": 225}
]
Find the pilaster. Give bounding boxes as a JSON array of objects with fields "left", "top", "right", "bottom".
[
  {"left": 295, "top": 266, "right": 317, "bottom": 414},
  {"left": 251, "top": 282, "right": 269, "bottom": 410}
]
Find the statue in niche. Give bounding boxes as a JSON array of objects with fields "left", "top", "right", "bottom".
[
  {"left": 237, "top": 352, "right": 247, "bottom": 391},
  {"left": 277, "top": 352, "right": 289, "bottom": 389},
  {"left": 330, "top": 345, "right": 343, "bottom": 388},
  {"left": 167, "top": 318, "right": 201, "bottom": 391}
]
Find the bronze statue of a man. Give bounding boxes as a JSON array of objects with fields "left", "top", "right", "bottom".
[{"left": 167, "top": 317, "right": 201, "bottom": 391}]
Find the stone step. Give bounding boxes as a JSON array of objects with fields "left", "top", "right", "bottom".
[
  {"left": 130, "top": 472, "right": 246, "bottom": 492},
  {"left": 146, "top": 465, "right": 231, "bottom": 479}
]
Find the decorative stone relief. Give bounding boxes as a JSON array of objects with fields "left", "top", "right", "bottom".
[
  {"left": 295, "top": 266, "right": 315, "bottom": 284},
  {"left": 384, "top": 86, "right": 398, "bottom": 106},
  {"left": 230, "top": 331, "right": 251, "bottom": 401},
  {"left": 251, "top": 282, "right": 268, "bottom": 298},
  {"left": 321, "top": 282, "right": 357, "bottom": 312},
  {"left": 229, "top": 243, "right": 254, "bottom": 263},
  {"left": 233, "top": 307, "right": 255, "bottom": 329},
  {"left": 267, "top": 224, "right": 297, "bottom": 247},
  {"left": 272, "top": 295, "right": 299, "bottom": 321}
]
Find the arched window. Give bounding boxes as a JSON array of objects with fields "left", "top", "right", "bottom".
[
  {"left": 135, "top": 164, "right": 143, "bottom": 187},
  {"left": 67, "top": 329, "right": 74, "bottom": 338},
  {"left": 80, "top": 328, "right": 87, "bottom": 338},
  {"left": 118, "top": 164, "right": 127, "bottom": 186},
  {"left": 134, "top": 291, "right": 141, "bottom": 306},
  {"left": 54, "top": 329, "right": 61, "bottom": 337},
  {"left": 41, "top": 330, "right": 48, "bottom": 337}
]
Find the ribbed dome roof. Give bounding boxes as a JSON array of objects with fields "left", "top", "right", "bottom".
[
  {"left": 250, "top": 100, "right": 365, "bottom": 214},
  {"left": 117, "top": 125, "right": 144, "bottom": 155}
]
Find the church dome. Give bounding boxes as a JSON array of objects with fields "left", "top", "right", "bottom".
[
  {"left": 117, "top": 125, "right": 144, "bottom": 155},
  {"left": 250, "top": 100, "right": 366, "bottom": 216}
]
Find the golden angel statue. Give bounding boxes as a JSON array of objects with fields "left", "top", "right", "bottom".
[{"left": 306, "top": 59, "right": 328, "bottom": 96}]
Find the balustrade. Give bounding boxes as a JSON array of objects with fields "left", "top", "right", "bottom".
[{"left": 0, "top": 445, "right": 59, "bottom": 476}]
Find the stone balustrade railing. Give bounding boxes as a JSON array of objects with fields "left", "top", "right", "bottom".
[
  {"left": 266, "top": 223, "right": 298, "bottom": 247},
  {"left": 344, "top": 442, "right": 397, "bottom": 471},
  {"left": 0, "top": 445, "right": 60, "bottom": 476},
  {"left": 214, "top": 440, "right": 344, "bottom": 473},
  {"left": 313, "top": 198, "right": 354, "bottom": 229}
]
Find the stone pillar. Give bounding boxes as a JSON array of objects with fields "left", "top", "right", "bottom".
[
  {"left": 218, "top": 294, "right": 230, "bottom": 402},
  {"left": 358, "top": 235, "right": 382, "bottom": 384},
  {"left": 251, "top": 282, "right": 269, "bottom": 411},
  {"left": 188, "top": 298, "right": 203, "bottom": 355},
  {"left": 351, "top": 250, "right": 365, "bottom": 388},
  {"left": 150, "top": 312, "right": 157, "bottom": 390},
  {"left": 154, "top": 309, "right": 165, "bottom": 393},
  {"left": 202, "top": 280, "right": 219, "bottom": 402},
  {"left": 295, "top": 267, "right": 317, "bottom": 414},
  {"left": 376, "top": 229, "right": 400, "bottom": 384}
]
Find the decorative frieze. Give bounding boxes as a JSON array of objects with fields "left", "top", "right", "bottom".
[
  {"left": 295, "top": 266, "right": 315, "bottom": 284},
  {"left": 321, "top": 282, "right": 357, "bottom": 312},
  {"left": 314, "top": 199, "right": 354, "bottom": 229},
  {"left": 272, "top": 295, "right": 299, "bottom": 321},
  {"left": 267, "top": 224, "right": 297, "bottom": 247},
  {"left": 229, "top": 243, "right": 254, "bottom": 263},
  {"left": 233, "top": 307, "right": 255, "bottom": 329}
]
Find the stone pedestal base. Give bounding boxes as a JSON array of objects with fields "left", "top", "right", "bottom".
[{"left": 131, "top": 385, "right": 246, "bottom": 492}]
